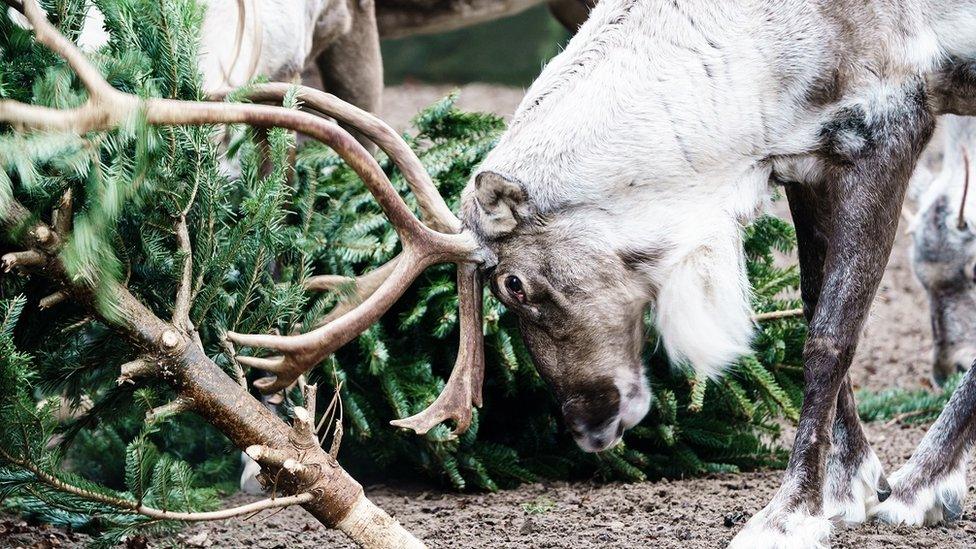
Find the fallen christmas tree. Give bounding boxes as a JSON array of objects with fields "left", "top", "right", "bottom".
[{"left": 1, "top": 0, "right": 806, "bottom": 545}]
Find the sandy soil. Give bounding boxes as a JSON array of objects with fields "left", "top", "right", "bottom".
[{"left": 3, "top": 83, "right": 974, "bottom": 548}]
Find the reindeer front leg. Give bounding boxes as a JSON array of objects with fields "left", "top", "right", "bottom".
[
  {"left": 731, "top": 81, "right": 935, "bottom": 548},
  {"left": 785, "top": 184, "right": 889, "bottom": 525},
  {"left": 850, "top": 54, "right": 976, "bottom": 530},
  {"left": 872, "top": 360, "right": 976, "bottom": 525}
]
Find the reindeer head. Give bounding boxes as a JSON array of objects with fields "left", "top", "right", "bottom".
[
  {"left": 462, "top": 173, "right": 651, "bottom": 451},
  {"left": 912, "top": 131, "right": 976, "bottom": 385},
  {"left": 463, "top": 169, "right": 754, "bottom": 452}
]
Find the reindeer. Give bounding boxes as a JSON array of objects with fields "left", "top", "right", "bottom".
[
  {"left": 456, "top": 0, "right": 976, "bottom": 547},
  {"left": 202, "top": 0, "right": 976, "bottom": 545},
  {"left": 13, "top": 0, "right": 976, "bottom": 545},
  {"left": 6, "top": 0, "right": 384, "bottom": 109},
  {"left": 911, "top": 115, "right": 976, "bottom": 386}
]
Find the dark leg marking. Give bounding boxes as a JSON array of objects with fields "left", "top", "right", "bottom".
[
  {"left": 315, "top": 0, "right": 383, "bottom": 149},
  {"left": 787, "top": 183, "right": 885, "bottom": 524},
  {"left": 929, "top": 57, "right": 976, "bottom": 116},
  {"left": 731, "top": 79, "right": 935, "bottom": 545}
]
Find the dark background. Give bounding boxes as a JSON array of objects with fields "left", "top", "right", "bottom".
[{"left": 381, "top": 5, "right": 571, "bottom": 86}]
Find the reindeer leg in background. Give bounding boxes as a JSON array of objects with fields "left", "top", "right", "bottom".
[
  {"left": 872, "top": 365, "right": 976, "bottom": 525},
  {"left": 785, "top": 183, "right": 888, "bottom": 525},
  {"left": 731, "top": 81, "right": 935, "bottom": 547},
  {"left": 827, "top": 380, "right": 888, "bottom": 521},
  {"left": 315, "top": 0, "right": 383, "bottom": 148}
]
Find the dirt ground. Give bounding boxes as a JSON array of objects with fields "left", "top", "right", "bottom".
[{"left": 3, "top": 83, "right": 975, "bottom": 548}]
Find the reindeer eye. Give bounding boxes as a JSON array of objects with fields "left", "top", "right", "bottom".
[{"left": 505, "top": 275, "right": 526, "bottom": 303}]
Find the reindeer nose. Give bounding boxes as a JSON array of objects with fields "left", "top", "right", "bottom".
[
  {"left": 936, "top": 350, "right": 976, "bottom": 386},
  {"left": 570, "top": 418, "right": 623, "bottom": 453},
  {"left": 562, "top": 389, "right": 624, "bottom": 453}
]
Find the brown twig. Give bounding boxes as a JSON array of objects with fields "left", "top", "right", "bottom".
[
  {"left": 219, "top": 336, "right": 249, "bottom": 390},
  {"left": 172, "top": 215, "right": 194, "bottom": 331},
  {"left": 53, "top": 188, "right": 73, "bottom": 235},
  {"left": 145, "top": 396, "right": 194, "bottom": 423},
  {"left": 751, "top": 308, "right": 805, "bottom": 322},
  {"left": 882, "top": 408, "right": 937, "bottom": 428},
  {"left": 959, "top": 146, "right": 970, "bottom": 231},
  {"left": 38, "top": 291, "right": 67, "bottom": 310},
  {"left": 116, "top": 358, "right": 154, "bottom": 385}
]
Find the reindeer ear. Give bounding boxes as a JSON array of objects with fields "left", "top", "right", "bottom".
[{"left": 472, "top": 171, "right": 527, "bottom": 237}]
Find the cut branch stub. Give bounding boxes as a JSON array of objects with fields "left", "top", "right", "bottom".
[{"left": 1, "top": 250, "right": 44, "bottom": 272}]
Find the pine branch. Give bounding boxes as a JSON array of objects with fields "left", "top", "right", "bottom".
[
  {"left": 0, "top": 4, "right": 426, "bottom": 545},
  {"left": 0, "top": 446, "right": 314, "bottom": 521}
]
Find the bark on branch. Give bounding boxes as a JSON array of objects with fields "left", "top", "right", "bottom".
[{"left": 0, "top": 193, "right": 422, "bottom": 547}]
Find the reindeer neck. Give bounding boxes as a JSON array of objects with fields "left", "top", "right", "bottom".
[{"left": 481, "top": 0, "right": 798, "bottom": 217}]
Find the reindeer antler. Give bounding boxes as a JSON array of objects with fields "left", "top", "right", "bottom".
[
  {"left": 959, "top": 146, "right": 970, "bottom": 231},
  {"left": 218, "top": 83, "right": 460, "bottom": 234},
  {"left": 390, "top": 263, "right": 484, "bottom": 435},
  {"left": 0, "top": 0, "right": 488, "bottom": 436}
]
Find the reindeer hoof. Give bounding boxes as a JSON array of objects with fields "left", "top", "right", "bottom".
[
  {"left": 729, "top": 505, "right": 831, "bottom": 549},
  {"left": 871, "top": 463, "right": 968, "bottom": 526},
  {"left": 877, "top": 476, "right": 892, "bottom": 503},
  {"left": 823, "top": 449, "right": 886, "bottom": 525}
]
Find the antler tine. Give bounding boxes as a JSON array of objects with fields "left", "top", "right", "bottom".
[
  {"left": 304, "top": 254, "right": 402, "bottom": 327},
  {"left": 213, "top": 83, "right": 461, "bottom": 235},
  {"left": 959, "top": 146, "right": 970, "bottom": 231},
  {"left": 390, "top": 263, "right": 485, "bottom": 436},
  {"left": 228, "top": 247, "right": 438, "bottom": 394},
  {"left": 5, "top": 6, "right": 431, "bottom": 251}
]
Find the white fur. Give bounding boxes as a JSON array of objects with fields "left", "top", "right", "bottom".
[
  {"left": 476, "top": 0, "right": 785, "bottom": 378},
  {"left": 871, "top": 457, "right": 969, "bottom": 526},
  {"left": 62, "top": 0, "right": 346, "bottom": 92},
  {"left": 654, "top": 219, "right": 753, "bottom": 378},
  {"left": 473, "top": 0, "right": 968, "bottom": 379},
  {"left": 729, "top": 503, "right": 831, "bottom": 549},
  {"left": 239, "top": 451, "right": 265, "bottom": 495},
  {"left": 823, "top": 449, "right": 885, "bottom": 525},
  {"left": 197, "top": 0, "right": 343, "bottom": 92},
  {"left": 614, "top": 367, "right": 651, "bottom": 429}
]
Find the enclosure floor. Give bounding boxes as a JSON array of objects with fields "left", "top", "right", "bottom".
[
  {"left": 3, "top": 84, "right": 973, "bottom": 548},
  {"left": 166, "top": 421, "right": 976, "bottom": 548}
]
